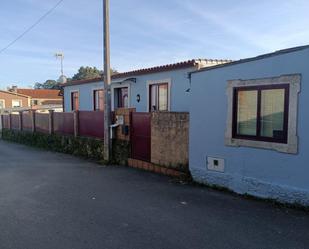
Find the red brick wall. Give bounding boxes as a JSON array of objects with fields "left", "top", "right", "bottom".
[
  {"left": 0, "top": 92, "right": 29, "bottom": 109},
  {"left": 113, "top": 108, "right": 136, "bottom": 141}
]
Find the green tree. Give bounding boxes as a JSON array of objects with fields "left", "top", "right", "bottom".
[
  {"left": 71, "top": 66, "right": 118, "bottom": 81},
  {"left": 34, "top": 80, "right": 60, "bottom": 89}
]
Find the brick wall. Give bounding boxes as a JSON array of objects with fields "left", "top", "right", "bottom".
[
  {"left": 113, "top": 108, "right": 135, "bottom": 141},
  {"left": 151, "top": 112, "right": 189, "bottom": 171},
  {"left": 0, "top": 92, "right": 29, "bottom": 108}
]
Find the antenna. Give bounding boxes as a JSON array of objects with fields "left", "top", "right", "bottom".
[
  {"left": 55, "top": 52, "right": 67, "bottom": 83},
  {"left": 55, "top": 52, "right": 64, "bottom": 76}
]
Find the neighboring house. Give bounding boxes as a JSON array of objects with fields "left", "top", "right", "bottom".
[
  {"left": 62, "top": 59, "right": 232, "bottom": 112},
  {"left": 15, "top": 89, "right": 62, "bottom": 108},
  {"left": 189, "top": 45, "right": 309, "bottom": 205},
  {"left": 0, "top": 90, "right": 30, "bottom": 111}
]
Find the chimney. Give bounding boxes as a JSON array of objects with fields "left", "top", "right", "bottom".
[{"left": 9, "top": 85, "right": 18, "bottom": 92}]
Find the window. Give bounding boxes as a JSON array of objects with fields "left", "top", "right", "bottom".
[
  {"left": 225, "top": 75, "right": 301, "bottom": 154},
  {"left": 93, "top": 89, "right": 104, "bottom": 111},
  {"left": 0, "top": 100, "right": 5, "bottom": 109},
  {"left": 32, "top": 100, "right": 39, "bottom": 106},
  {"left": 12, "top": 100, "right": 22, "bottom": 108},
  {"left": 149, "top": 83, "right": 168, "bottom": 111},
  {"left": 71, "top": 92, "right": 79, "bottom": 111},
  {"left": 233, "top": 84, "right": 289, "bottom": 143},
  {"left": 115, "top": 87, "right": 128, "bottom": 108}
]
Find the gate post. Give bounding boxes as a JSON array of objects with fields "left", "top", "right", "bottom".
[
  {"left": 19, "top": 111, "right": 23, "bottom": 131},
  {"left": 48, "top": 110, "right": 54, "bottom": 135},
  {"left": 73, "top": 110, "right": 79, "bottom": 137},
  {"left": 30, "top": 110, "right": 36, "bottom": 133},
  {"left": 8, "top": 113, "right": 12, "bottom": 130}
]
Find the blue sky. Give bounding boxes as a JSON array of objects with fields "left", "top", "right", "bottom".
[{"left": 0, "top": 0, "right": 309, "bottom": 89}]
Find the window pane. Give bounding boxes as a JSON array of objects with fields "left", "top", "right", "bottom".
[
  {"left": 121, "top": 88, "right": 128, "bottom": 108},
  {"left": 150, "top": 85, "right": 157, "bottom": 111},
  {"left": 237, "top": 90, "right": 258, "bottom": 136},
  {"left": 12, "top": 100, "right": 21, "bottom": 108},
  {"left": 94, "top": 90, "right": 104, "bottom": 110},
  {"left": 0, "top": 100, "right": 4, "bottom": 109},
  {"left": 260, "top": 89, "right": 285, "bottom": 138},
  {"left": 158, "top": 84, "right": 168, "bottom": 111},
  {"left": 72, "top": 92, "right": 79, "bottom": 111},
  {"left": 99, "top": 90, "right": 104, "bottom": 110}
]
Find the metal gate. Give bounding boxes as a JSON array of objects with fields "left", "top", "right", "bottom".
[{"left": 131, "top": 112, "right": 151, "bottom": 162}]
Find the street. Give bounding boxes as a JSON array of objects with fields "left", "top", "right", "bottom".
[{"left": 0, "top": 140, "right": 308, "bottom": 249}]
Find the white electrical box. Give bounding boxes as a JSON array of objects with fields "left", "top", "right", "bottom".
[
  {"left": 116, "top": 115, "right": 124, "bottom": 125},
  {"left": 207, "top": 157, "right": 225, "bottom": 173}
]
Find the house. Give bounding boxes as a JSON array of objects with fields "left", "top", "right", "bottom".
[
  {"left": 14, "top": 89, "right": 62, "bottom": 108},
  {"left": 0, "top": 90, "right": 30, "bottom": 112},
  {"left": 189, "top": 45, "right": 309, "bottom": 205},
  {"left": 62, "top": 79, "right": 104, "bottom": 112},
  {"left": 62, "top": 59, "right": 232, "bottom": 112}
]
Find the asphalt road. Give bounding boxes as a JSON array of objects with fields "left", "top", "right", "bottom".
[{"left": 0, "top": 140, "right": 308, "bottom": 249}]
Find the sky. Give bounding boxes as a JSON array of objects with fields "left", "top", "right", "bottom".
[{"left": 0, "top": 0, "right": 309, "bottom": 89}]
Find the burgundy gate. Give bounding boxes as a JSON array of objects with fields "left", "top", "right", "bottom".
[{"left": 131, "top": 112, "right": 151, "bottom": 162}]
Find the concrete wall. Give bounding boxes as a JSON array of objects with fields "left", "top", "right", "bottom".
[
  {"left": 189, "top": 47, "right": 309, "bottom": 205},
  {"left": 151, "top": 112, "right": 189, "bottom": 171},
  {"left": 63, "top": 81, "right": 103, "bottom": 112}
]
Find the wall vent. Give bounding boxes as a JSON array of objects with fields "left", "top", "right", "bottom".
[{"left": 207, "top": 157, "right": 225, "bottom": 172}]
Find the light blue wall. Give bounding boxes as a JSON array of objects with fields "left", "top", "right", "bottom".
[
  {"left": 63, "top": 81, "right": 103, "bottom": 112},
  {"left": 63, "top": 68, "right": 194, "bottom": 112},
  {"left": 113, "top": 68, "right": 194, "bottom": 112},
  {"left": 189, "top": 48, "right": 309, "bottom": 205}
]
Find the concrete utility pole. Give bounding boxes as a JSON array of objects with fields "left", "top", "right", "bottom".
[{"left": 103, "top": 0, "right": 112, "bottom": 161}]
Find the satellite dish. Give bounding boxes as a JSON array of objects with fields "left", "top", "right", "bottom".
[{"left": 57, "top": 75, "right": 67, "bottom": 84}]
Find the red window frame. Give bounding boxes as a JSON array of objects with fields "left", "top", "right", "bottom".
[
  {"left": 149, "top": 83, "right": 168, "bottom": 112},
  {"left": 232, "top": 84, "right": 290, "bottom": 144},
  {"left": 93, "top": 89, "right": 104, "bottom": 111},
  {"left": 71, "top": 91, "right": 79, "bottom": 111}
]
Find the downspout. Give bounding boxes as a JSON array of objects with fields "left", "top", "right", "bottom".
[{"left": 186, "top": 60, "right": 201, "bottom": 93}]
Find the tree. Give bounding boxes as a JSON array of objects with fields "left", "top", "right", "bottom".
[
  {"left": 71, "top": 66, "right": 118, "bottom": 81},
  {"left": 71, "top": 66, "right": 101, "bottom": 81},
  {"left": 34, "top": 80, "right": 60, "bottom": 89},
  {"left": 32, "top": 66, "right": 118, "bottom": 89}
]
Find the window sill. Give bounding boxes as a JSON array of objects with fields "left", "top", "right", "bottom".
[{"left": 225, "top": 136, "right": 298, "bottom": 154}]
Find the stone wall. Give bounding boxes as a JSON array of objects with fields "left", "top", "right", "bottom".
[{"left": 151, "top": 112, "right": 189, "bottom": 172}]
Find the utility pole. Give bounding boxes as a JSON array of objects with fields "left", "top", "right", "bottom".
[{"left": 103, "top": 0, "right": 111, "bottom": 161}]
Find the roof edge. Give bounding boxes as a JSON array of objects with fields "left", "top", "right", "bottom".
[
  {"left": 190, "top": 44, "right": 309, "bottom": 75},
  {"left": 0, "top": 90, "right": 30, "bottom": 98},
  {"left": 62, "top": 58, "right": 232, "bottom": 87}
]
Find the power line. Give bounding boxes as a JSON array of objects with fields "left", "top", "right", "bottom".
[{"left": 0, "top": 0, "right": 65, "bottom": 55}]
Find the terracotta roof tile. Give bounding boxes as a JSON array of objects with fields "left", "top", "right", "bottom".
[
  {"left": 62, "top": 59, "right": 232, "bottom": 87},
  {"left": 16, "top": 89, "right": 62, "bottom": 99}
]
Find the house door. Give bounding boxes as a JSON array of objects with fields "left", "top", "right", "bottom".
[{"left": 131, "top": 112, "right": 151, "bottom": 162}]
